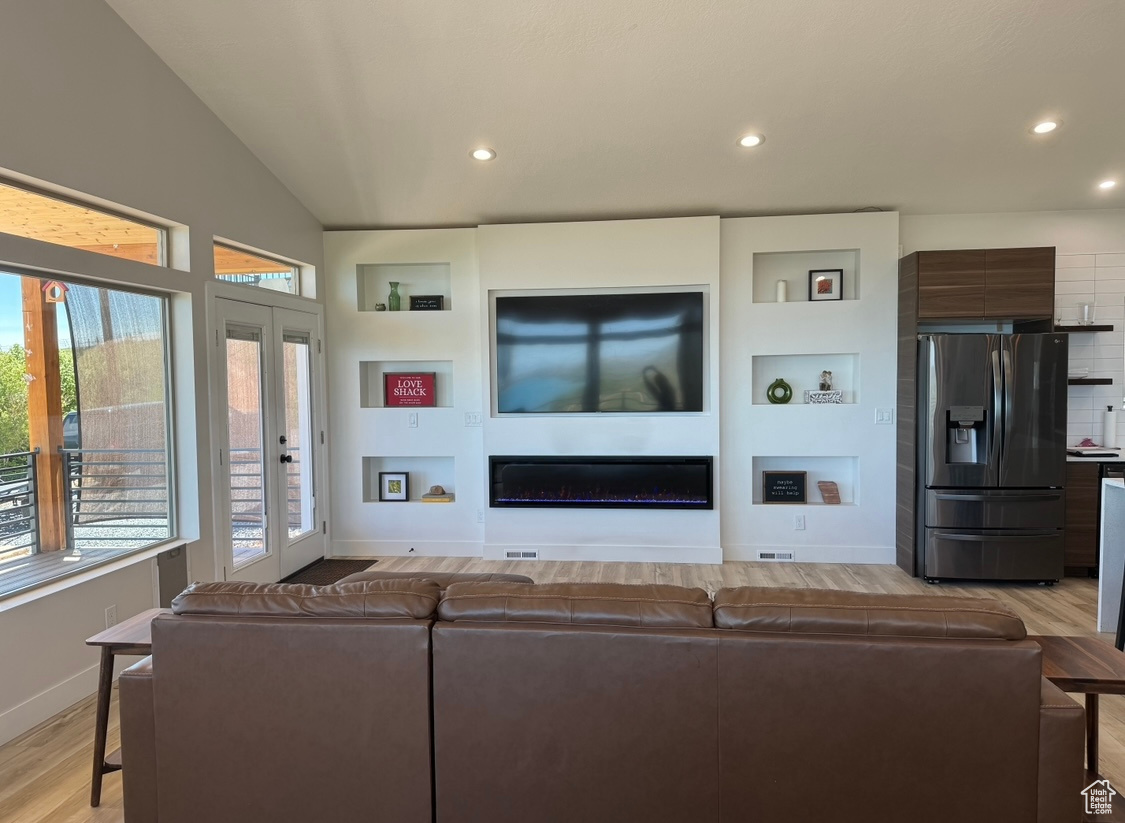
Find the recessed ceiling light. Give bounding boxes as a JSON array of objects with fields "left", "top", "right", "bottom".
[
  {"left": 471, "top": 147, "right": 496, "bottom": 161},
  {"left": 738, "top": 133, "right": 764, "bottom": 148},
  {"left": 1099, "top": 179, "right": 1118, "bottom": 190},
  {"left": 1031, "top": 120, "right": 1060, "bottom": 134}
]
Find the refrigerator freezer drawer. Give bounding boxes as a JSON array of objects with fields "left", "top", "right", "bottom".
[
  {"left": 924, "top": 489, "right": 1064, "bottom": 530},
  {"left": 924, "top": 529, "right": 1063, "bottom": 581}
]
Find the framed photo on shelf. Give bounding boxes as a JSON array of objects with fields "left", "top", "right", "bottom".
[
  {"left": 409, "top": 294, "right": 444, "bottom": 311},
  {"left": 808, "top": 269, "right": 843, "bottom": 302},
  {"left": 383, "top": 372, "right": 436, "bottom": 407},
  {"left": 379, "top": 472, "right": 410, "bottom": 502}
]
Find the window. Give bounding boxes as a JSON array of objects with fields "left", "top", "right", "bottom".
[
  {"left": 0, "top": 270, "right": 173, "bottom": 598},
  {"left": 0, "top": 179, "right": 166, "bottom": 265},
  {"left": 214, "top": 243, "right": 299, "bottom": 294}
]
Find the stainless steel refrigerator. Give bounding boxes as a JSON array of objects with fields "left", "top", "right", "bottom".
[{"left": 916, "top": 333, "right": 1068, "bottom": 582}]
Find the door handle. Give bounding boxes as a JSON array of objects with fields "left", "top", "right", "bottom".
[
  {"left": 933, "top": 492, "right": 1062, "bottom": 503},
  {"left": 280, "top": 454, "right": 293, "bottom": 464},
  {"left": 935, "top": 531, "right": 1058, "bottom": 541}
]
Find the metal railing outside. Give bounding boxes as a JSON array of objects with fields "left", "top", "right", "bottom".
[
  {"left": 0, "top": 451, "right": 39, "bottom": 563},
  {"left": 62, "top": 448, "right": 170, "bottom": 549}
]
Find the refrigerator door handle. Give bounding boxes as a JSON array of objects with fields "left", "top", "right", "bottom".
[
  {"left": 935, "top": 530, "right": 1060, "bottom": 541},
  {"left": 1001, "top": 344, "right": 1013, "bottom": 476},
  {"left": 990, "top": 345, "right": 1003, "bottom": 472},
  {"left": 932, "top": 492, "right": 1063, "bottom": 503}
]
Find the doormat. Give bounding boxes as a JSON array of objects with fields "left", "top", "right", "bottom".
[{"left": 280, "top": 558, "right": 378, "bottom": 585}]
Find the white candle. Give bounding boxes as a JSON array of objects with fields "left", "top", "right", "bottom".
[{"left": 776, "top": 279, "right": 788, "bottom": 303}]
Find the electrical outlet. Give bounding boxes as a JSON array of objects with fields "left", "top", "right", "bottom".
[
  {"left": 104, "top": 604, "right": 117, "bottom": 629},
  {"left": 464, "top": 412, "right": 482, "bottom": 427},
  {"left": 477, "top": 508, "right": 485, "bottom": 523},
  {"left": 794, "top": 515, "right": 806, "bottom": 530},
  {"left": 875, "top": 408, "right": 894, "bottom": 425},
  {"left": 408, "top": 413, "right": 418, "bottom": 428}
]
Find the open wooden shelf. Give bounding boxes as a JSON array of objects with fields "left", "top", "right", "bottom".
[
  {"left": 1055, "top": 324, "right": 1115, "bottom": 333},
  {"left": 1069, "top": 378, "right": 1114, "bottom": 386}
]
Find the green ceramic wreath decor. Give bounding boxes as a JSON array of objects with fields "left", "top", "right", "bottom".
[{"left": 766, "top": 377, "right": 793, "bottom": 405}]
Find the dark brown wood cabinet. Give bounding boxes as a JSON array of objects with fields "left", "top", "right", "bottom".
[
  {"left": 911, "top": 246, "right": 1055, "bottom": 321},
  {"left": 916, "top": 249, "right": 986, "bottom": 319},
  {"left": 983, "top": 247, "right": 1056, "bottom": 319},
  {"left": 1064, "top": 461, "right": 1101, "bottom": 575}
]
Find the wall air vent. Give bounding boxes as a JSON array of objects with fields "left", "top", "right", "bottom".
[
  {"left": 505, "top": 550, "right": 540, "bottom": 560},
  {"left": 757, "top": 551, "right": 795, "bottom": 561}
]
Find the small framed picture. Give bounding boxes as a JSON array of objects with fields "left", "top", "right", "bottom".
[
  {"left": 808, "top": 269, "right": 843, "bottom": 302},
  {"left": 409, "top": 294, "right": 444, "bottom": 311},
  {"left": 383, "top": 372, "right": 436, "bottom": 407},
  {"left": 379, "top": 472, "right": 410, "bottom": 502}
]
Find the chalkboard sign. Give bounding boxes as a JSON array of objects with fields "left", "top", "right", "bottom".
[
  {"left": 762, "top": 470, "right": 807, "bottom": 504},
  {"left": 409, "top": 294, "right": 444, "bottom": 311}
]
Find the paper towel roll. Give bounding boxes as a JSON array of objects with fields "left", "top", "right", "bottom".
[{"left": 1104, "top": 406, "right": 1119, "bottom": 449}]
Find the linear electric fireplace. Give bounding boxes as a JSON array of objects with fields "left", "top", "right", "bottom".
[{"left": 489, "top": 456, "right": 713, "bottom": 510}]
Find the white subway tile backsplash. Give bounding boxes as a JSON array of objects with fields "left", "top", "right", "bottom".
[
  {"left": 1057, "top": 281, "right": 1096, "bottom": 295},
  {"left": 1068, "top": 409, "right": 1095, "bottom": 424},
  {"left": 1058, "top": 255, "right": 1097, "bottom": 268},
  {"left": 1056, "top": 268, "right": 1096, "bottom": 283},
  {"left": 1095, "top": 254, "right": 1125, "bottom": 267}
]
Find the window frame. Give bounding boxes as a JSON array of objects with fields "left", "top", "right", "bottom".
[
  {"left": 0, "top": 176, "right": 169, "bottom": 268},
  {"left": 213, "top": 241, "right": 301, "bottom": 295}
]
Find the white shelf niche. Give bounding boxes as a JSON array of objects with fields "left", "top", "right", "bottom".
[
  {"left": 357, "top": 262, "right": 452, "bottom": 311},
  {"left": 751, "top": 353, "right": 859, "bottom": 405},
  {"left": 751, "top": 248, "right": 860, "bottom": 304},
  {"left": 359, "top": 360, "right": 455, "bottom": 408},
  {"left": 362, "top": 456, "right": 456, "bottom": 503},
  {"left": 751, "top": 456, "right": 859, "bottom": 505}
]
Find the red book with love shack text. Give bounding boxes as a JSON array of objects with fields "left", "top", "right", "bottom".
[{"left": 383, "top": 372, "right": 437, "bottom": 407}]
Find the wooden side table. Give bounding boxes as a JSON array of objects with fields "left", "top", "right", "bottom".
[
  {"left": 85, "top": 607, "right": 169, "bottom": 807},
  {"left": 1031, "top": 635, "right": 1125, "bottom": 774}
]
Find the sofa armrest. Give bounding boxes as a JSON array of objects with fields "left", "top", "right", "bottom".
[
  {"left": 120, "top": 656, "right": 157, "bottom": 823},
  {"left": 1038, "top": 677, "right": 1084, "bottom": 823}
]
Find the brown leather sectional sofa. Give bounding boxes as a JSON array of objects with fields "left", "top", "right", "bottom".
[{"left": 120, "top": 572, "right": 1084, "bottom": 823}]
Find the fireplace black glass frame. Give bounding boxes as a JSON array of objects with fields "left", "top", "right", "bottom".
[{"left": 489, "top": 455, "right": 714, "bottom": 510}]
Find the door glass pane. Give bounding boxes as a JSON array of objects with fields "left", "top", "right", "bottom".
[
  {"left": 226, "top": 327, "right": 267, "bottom": 567},
  {"left": 282, "top": 332, "right": 314, "bottom": 538}
]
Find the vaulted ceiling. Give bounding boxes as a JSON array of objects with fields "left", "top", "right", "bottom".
[{"left": 104, "top": 0, "right": 1125, "bottom": 228}]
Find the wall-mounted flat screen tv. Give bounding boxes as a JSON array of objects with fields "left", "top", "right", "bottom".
[{"left": 494, "top": 290, "right": 705, "bottom": 413}]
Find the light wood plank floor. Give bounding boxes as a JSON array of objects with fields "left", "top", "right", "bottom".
[{"left": 1, "top": 558, "right": 1121, "bottom": 822}]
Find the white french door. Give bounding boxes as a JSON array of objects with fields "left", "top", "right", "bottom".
[{"left": 213, "top": 295, "right": 326, "bottom": 583}]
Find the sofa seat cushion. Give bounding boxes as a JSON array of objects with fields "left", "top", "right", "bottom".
[
  {"left": 713, "top": 587, "right": 1025, "bottom": 640},
  {"left": 171, "top": 578, "right": 441, "bottom": 619},
  {"left": 439, "top": 582, "right": 713, "bottom": 628},
  {"left": 337, "top": 570, "right": 534, "bottom": 591}
]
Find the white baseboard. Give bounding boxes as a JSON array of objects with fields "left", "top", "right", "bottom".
[
  {"left": 330, "top": 540, "right": 484, "bottom": 558},
  {"left": 484, "top": 543, "right": 722, "bottom": 564},
  {"left": 723, "top": 543, "right": 896, "bottom": 564},
  {"left": 0, "top": 663, "right": 99, "bottom": 746}
]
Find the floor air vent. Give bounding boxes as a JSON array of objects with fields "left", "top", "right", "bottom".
[
  {"left": 757, "top": 551, "right": 795, "bottom": 561},
  {"left": 505, "top": 550, "right": 540, "bottom": 560}
]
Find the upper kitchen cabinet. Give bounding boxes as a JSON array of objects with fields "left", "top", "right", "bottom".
[
  {"left": 906, "top": 247, "right": 1055, "bottom": 322},
  {"left": 982, "top": 247, "right": 1055, "bottom": 319},
  {"left": 915, "top": 250, "right": 986, "bottom": 319}
]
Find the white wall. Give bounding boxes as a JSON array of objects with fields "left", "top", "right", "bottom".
[
  {"left": 478, "top": 217, "right": 722, "bottom": 563},
  {"left": 0, "top": 0, "right": 323, "bottom": 744},
  {"left": 720, "top": 212, "right": 900, "bottom": 563},
  {"left": 903, "top": 210, "right": 1125, "bottom": 449}
]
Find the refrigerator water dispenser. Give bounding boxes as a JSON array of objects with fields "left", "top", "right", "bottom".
[{"left": 946, "top": 405, "right": 986, "bottom": 464}]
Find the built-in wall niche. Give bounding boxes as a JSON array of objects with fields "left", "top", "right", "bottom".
[
  {"left": 751, "top": 353, "right": 859, "bottom": 405},
  {"left": 357, "top": 262, "right": 452, "bottom": 312},
  {"left": 359, "top": 360, "right": 454, "bottom": 408},
  {"left": 751, "top": 249, "right": 860, "bottom": 303},
  {"left": 751, "top": 456, "right": 859, "bottom": 505},
  {"left": 361, "top": 456, "right": 456, "bottom": 503}
]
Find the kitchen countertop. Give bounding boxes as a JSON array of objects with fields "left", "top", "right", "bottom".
[{"left": 1067, "top": 453, "right": 1123, "bottom": 463}]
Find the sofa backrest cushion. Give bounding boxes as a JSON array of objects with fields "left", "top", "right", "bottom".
[
  {"left": 171, "top": 579, "right": 440, "bottom": 620},
  {"left": 335, "top": 570, "right": 534, "bottom": 591},
  {"left": 713, "top": 587, "right": 1025, "bottom": 640},
  {"left": 438, "top": 582, "right": 713, "bottom": 628}
]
